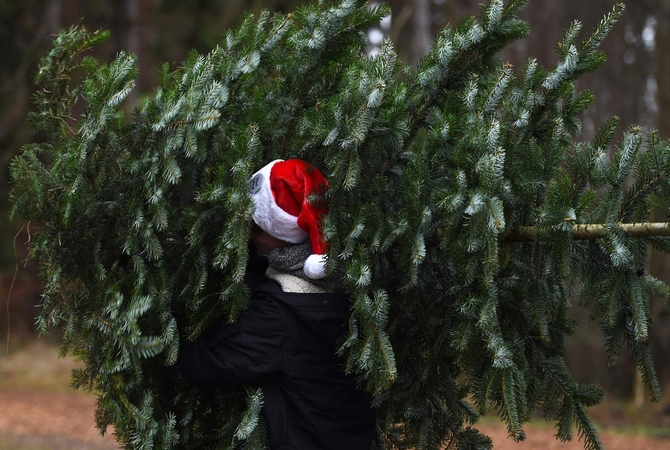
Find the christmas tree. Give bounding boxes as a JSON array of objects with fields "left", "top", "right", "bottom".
[{"left": 9, "top": 0, "right": 670, "bottom": 449}]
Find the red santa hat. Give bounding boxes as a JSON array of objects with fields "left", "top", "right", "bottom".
[{"left": 248, "top": 159, "right": 329, "bottom": 279}]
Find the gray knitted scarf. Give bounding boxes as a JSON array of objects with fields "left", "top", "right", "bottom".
[{"left": 266, "top": 242, "right": 344, "bottom": 292}]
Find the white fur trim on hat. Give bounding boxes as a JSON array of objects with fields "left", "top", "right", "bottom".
[{"left": 249, "top": 159, "right": 309, "bottom": 244}]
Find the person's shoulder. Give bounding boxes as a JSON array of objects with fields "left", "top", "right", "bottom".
[
  {"left": 274, "top": 289, "right": 351, "bottom": 310},
  {"left": 245, "top": 272, "right": 284, "bottom": 294}
]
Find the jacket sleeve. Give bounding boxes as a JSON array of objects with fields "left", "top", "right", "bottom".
[{"left": 178, "top": 292, "right": 284, "bottom": 388}]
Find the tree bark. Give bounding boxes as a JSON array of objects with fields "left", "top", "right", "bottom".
[
  {"left": 123, "top": 0, "right": 141, "bottom": 106},
  {"left": 510, "top": 222, "right": 670, "bottom": 242},
  {"left": 0, "top": 0, "right": 63, "bottom": 184},
  {"left": 389, "top": 0, "right": 434, "bottom": 67},
  {"left": 656, "top": 0, "right": 670, "bottom": 128}
]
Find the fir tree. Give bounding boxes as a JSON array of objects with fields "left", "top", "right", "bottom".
[{"left": 9, "top": 1, "right": 670, "bottom": 449}]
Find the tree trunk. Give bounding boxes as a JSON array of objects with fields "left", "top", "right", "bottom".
[
  {"left": 389, "top": 0, "right": 434, "bottom": 67},
  {"left": 510, "top": 222, "right": 670, "bottom": 242},
  {"left": 123, "top": 0, "right": 141, "bottom": 106},
  {"left": 0, "top": 0, "right": 63, "bottom": 184},
  {"left": 656, "top": 0, "right": 670, "bottom": 126}
]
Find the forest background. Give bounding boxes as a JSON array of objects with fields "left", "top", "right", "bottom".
[{"left": 1, "top": 0, "right": 670, "bottom": 413}]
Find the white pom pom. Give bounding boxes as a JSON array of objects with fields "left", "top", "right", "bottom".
[{"left": 304, "top": 254, "right": 327, "bottom": 279}]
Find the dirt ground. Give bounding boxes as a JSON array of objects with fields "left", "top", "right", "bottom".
[
  {"left": 2, "top": 386, "right": 669, "bottom": 450},
  {"left": 476, "top": 423, "right": 670, "bottom": 450},
  {"left": 0, "top": 387, "right": 117, "bottom": 450},
  {"left": 1, "top": 341, "right": 669, "bottom": 449}
]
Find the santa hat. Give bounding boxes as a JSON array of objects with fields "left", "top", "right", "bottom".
[{"left": 248, "top": 159, "right": 329, "bottom": 279}]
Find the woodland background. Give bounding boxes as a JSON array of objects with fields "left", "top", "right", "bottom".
[{"left": 1, "top": 0, "right": 670, "bottom": 407}]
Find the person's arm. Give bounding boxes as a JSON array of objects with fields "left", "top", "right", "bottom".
[{"left": 178, "top": 292, "right": 284, "bottom": 388}]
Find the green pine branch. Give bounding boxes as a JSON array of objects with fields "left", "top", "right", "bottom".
[{"left": 10, "top": 1, "right": 670, "bottom": 450}]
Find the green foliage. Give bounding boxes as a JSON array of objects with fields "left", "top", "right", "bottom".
[{"left": 9, "top": 1, "right": 670, "bottom": 449}]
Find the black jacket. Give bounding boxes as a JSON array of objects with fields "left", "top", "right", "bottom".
[{"left": 178, "top": 271, "right": 375, "bottom": 450}]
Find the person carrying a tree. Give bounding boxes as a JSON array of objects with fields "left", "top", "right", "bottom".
[{"left": 178, "top": 159, "right": 376, "bottom": 450}]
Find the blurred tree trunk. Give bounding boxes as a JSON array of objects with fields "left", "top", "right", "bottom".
[
  {"left": 407, "top": 0, "right": 432, "bottom": 65},
  {"left": 389, "top": 0, "right": 432, "bottom": 66},
  {"left": 656, "top": 0, "right": 670, "bottom": 137},
  {"left": 0, "top": 0, "right": 63, "bottom": 185},
  {"left": 442, "top": 0, "right": 478, "bottom": 25},
  {"left": 388, "top": 0, "right": 481, "bottom": 67},
  {"left": 123, "top": 0, "right": 141, "bottom": 105}
]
